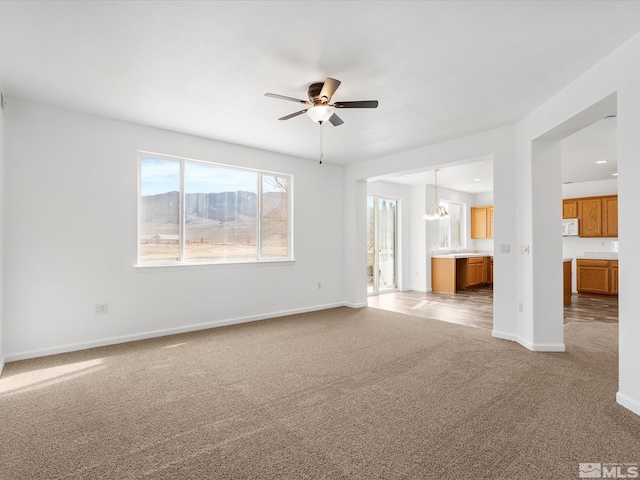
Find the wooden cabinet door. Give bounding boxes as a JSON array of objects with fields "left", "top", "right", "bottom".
[
  {"left": 577, "top": 260, "right": 609, "bottom": 294},
  {"left": 602, "top": 196, "right": 618, "bottom": 237},
  {"left": 563, "top": 199, "right": 578, "bottom": 219},
  {"left": 611, "top": 261, "right": 619, "bottom": 295},
  {"left": 477, "top": 262, "right": 485, "bottom": 284},
  {"left": 471, "top": 207, "right": 487, "bottom": 239},
  {"left": 578, "top": 198, "right": 602, "bottom": 237},
  {"left": 487, "top": 207, "right": 494, "bottom": 238},
  {"left": 468, "top": 262, "right": 478, "bottom": 286}
]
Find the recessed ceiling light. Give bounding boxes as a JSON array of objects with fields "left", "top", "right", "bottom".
[
  {"left": 612, "top": 173, "right": 619, "bottom": 176},
  {"left": 595, "top": 160, "right": 607, "bottom": 164},
  {"left": 473, "top": 178, "right": 481, "bottom": 181}
]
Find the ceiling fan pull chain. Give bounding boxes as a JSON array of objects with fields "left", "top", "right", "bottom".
[{"left": 320, "top": 123, "right": 323, "bottom": 165}]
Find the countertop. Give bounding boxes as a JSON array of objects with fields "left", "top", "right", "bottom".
[
  {"left": 431, "top": 253, "right": 493, "bottom": 259},
  {"left": 576, "top": 254, "right": 618, "bottom": 261},
  {"left": 576, "top": 252, "right": 618, "bottom": 261}
]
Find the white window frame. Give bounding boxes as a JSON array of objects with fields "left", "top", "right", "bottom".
[
  {"left": 438, "top": 199, "right": 466, "bottom": 250},
  {"left": 137, "top": 151, "right": 294, "bottom": 267}
]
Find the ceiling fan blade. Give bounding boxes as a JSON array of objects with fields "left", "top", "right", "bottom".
[
  {"left": 328, "top": 113, "right": 344, "bottom": 126},
  {"left": 265, "top": 93, "right": 311, "bottom": 105},
  {"left": 319, "top": 77, "right": 341, "bottom": 101},
  {"left": 278, "top": 109, "right": 308, "bottom": 120},
  {"left": 333, "top": 100, "right": 379, "bottom": 109}
]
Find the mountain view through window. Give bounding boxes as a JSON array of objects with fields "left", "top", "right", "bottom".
[{"left": 139, "top": 155, "right": 291, "bottom": 264}]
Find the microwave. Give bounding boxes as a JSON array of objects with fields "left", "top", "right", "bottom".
[{"left": 562, "top": 218, "right": 579, "bottom": 236}]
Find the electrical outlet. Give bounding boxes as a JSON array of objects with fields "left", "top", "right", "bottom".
[{"left": 95, "top": 303, "right": 108, "bottom": 315}]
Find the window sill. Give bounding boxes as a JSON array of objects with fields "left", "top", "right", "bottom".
[{"left": 134, "top": 258, "right": 296, "bottom": 272}]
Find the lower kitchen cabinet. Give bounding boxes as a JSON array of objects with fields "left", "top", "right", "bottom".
[
  {"left": 432, "top": 256, "right": 493, "bottom": 293},
  {"left": 467, "top": 257, "right": 486, "bottom": 287},
  {"left": 576, "top": 259, "right": 618, "bottom": 295}
]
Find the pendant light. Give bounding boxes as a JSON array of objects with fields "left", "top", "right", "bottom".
[{"left": 422, "top": 169, "right": 449, "bottom": 220}]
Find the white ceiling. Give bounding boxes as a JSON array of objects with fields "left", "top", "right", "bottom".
[
  {"left": 379, "top": 115, "right": 618, "bottom": 192},
  {"left": 0, "top": 1, "right": 637, "bottom": 166},
  {"left": 378, "top": 157, "right": 495, "bottom": 194}
]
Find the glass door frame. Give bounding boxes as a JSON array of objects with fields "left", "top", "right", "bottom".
[{"left": 367, "top": 194, "right": 399, "bottom": 296}]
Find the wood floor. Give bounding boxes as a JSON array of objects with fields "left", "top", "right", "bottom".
[{"left": 367, "top": 286, "right": 618, "bottom": 330}]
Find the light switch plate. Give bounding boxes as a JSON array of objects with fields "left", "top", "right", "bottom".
[
  {"left": 521, "top": 245, "right": 530, "bottom": 255},
  {"left": 500, "top": 244, "right": 510, "bottom": 254}
]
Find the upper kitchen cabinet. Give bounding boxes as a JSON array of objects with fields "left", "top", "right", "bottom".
[
  {"left": 562, "top": 199, "right": 578, "bottom": 219},
  {"left": 601, "top": 195, "right": 618, "bottom": 237},
  {"left": 568, "top": 195, "right": 618, "bottom": 238},
  {"left": 562, "top": 195, "right": 618, "bottom": 237},
  {"left": 578, "top": 197, "right": 602, "bottom": 237},
  {"left": 471, "top": 206, "right": 493, "bottom": 239}
]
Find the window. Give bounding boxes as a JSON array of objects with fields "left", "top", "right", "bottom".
[
  {"left": 138, "top": 153, "right": 292, "bottom": 265},
  {"left": 438, "top": 200, "right": 465, "bottom": 249}
]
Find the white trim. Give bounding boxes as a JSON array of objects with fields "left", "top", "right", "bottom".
[
  {"left": 617, "top": 391, "right": 640, "bottom": 417},
  {"left": 492, "top": 330, "right": 565, "bottom": 352},
  {"left": 410, "top": 287, "right": 429, "bottom": 293},
  {"left": 4, "top": 302, "right": 346, "bottom": 363},
  {"left": 134, "top": 259, "right": 295, "bottom": 271},
  {"left": 0, "top": 357, "right": 5, "bottom": 378},
  {"left": 528, "top": 343, "right": 566, "bottom": 352},
  {"left": 345, "top": 302, "right": 368, "bottom": 308},
  {"left": 492, "top": 329, "right": 521, "bottom": 343}
]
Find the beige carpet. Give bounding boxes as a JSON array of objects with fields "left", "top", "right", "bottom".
[{"left": 1, "top": 307, "right": 638, "bottom": 479}]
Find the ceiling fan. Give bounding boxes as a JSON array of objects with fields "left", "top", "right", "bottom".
[{"left": 265, "top": 77, "right": 378, "bottom": 126}]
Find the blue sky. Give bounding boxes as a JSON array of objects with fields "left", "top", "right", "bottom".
[{"left": 141, "top": 157, "right": 272, "bottom": 196}]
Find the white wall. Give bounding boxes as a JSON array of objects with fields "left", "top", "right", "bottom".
[
  {"left": 366, "top": 181, "right": 411, "bottom": 291},
  {"left": 515, "top": 32, "right": 640, "bottom": 414},
  {"left": 0, "top": 92, "right": 5, "bottom": 374},
  {"left": 3, "top": 99, "right": 346, "bottom": 360}
]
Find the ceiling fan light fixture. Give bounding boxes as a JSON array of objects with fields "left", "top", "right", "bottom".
[{"left": 306, "top": 105, "right": 333, "bottom": 124}]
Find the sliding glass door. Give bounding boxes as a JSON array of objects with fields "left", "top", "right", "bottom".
[{"left": 367, "top": 196, "right": 398, "bottom": 294}]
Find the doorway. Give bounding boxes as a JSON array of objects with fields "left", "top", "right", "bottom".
[{"left": 367, "top": 195, "right": 398, "bottom": 294}]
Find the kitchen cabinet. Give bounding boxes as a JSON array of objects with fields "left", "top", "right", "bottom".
[
  {"left": 563, "top": 260, "right": 572, "bottom": 306},
  {"left": 578, "top": 198, "right": 602, "bottom": 237},
  {"left": 562, "top": 199, "right": 578, "bottom": 219},
  {"left": 432, "top": 257, "right": 456, "bottom": 293},
  {"left": 577, "top": 259, "right": 618, "bottom": 295},
  {"left": 467, "top": 257, "right": 486, "bottom": 287},
  {"left": 564, "top": 195, "right": 618, "bottom": 237},
  {"left": 601, "top": 196, "right": 618, "bottom": 237},
  {"left": 471, "top": 206, "right": 493, "bottom": 239},
  {"left": 486, "top": 256, "right": 493, "bottom": 284},
  {"left": 431, "top": 255, "right": 492, "bottom": 293}
]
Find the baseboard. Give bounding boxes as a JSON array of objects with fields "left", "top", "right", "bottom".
[
  {"left": 492, "top": 330, "right": 565, "bottom": 352},
  {"left": 492, "top": 329, "right": 521, "bottom": 344},
  {"left": 528, "top": 342, "right": 565, "bottom": 352},
  {"left": 617, "top": 391, "right": 640, "bottom": 417},
  {"left": 344, "top": 302, "right": 368, "bottom": 308},
  {"left": 4, "top": 302, "right": 347, "bottom": 363}
]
